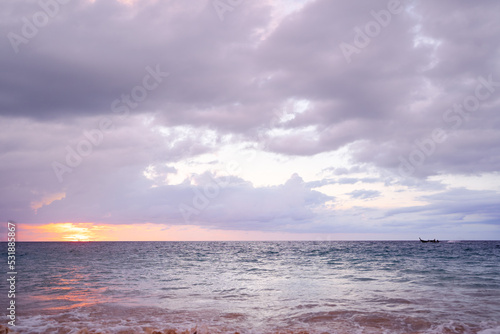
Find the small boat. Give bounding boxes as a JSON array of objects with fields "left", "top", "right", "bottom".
[{"left": 419, "top": 237, "right": 439, "bottom": 243}]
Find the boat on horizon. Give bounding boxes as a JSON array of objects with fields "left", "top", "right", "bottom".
[{"left": 419, "top": 237, "right": 439, "bottom": 243}]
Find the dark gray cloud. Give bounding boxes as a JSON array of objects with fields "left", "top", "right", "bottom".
[
  {"left": 2, "top": 0, "right": 500, "bottom": 177},
  {"left": 1, "top": 0, "right": 272, "bottom": 123},
  {"left": 257, "top": 0, "right": 500, "bottom": 177}
]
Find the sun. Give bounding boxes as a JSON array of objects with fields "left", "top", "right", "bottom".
[
  {"left": 63, "top": 233, "right": 92, "bottom": 242},
  {"left": 57, "top": 224, "right": 94, "bottom": 242}
]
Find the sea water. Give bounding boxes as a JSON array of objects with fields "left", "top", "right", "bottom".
[{"left": 2, "top": 241, "right": 500, "bottom": 334}]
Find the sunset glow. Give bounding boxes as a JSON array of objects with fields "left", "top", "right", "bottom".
[
  {"left": 23, "top": 223, "right": 107, "bottom": 241},
  {"left": 17, "top": 222, "right": 390, "bottom": 242}
]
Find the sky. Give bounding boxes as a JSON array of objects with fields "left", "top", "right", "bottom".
[{"left": 1, "top": 0, "right": 499, "bottom": 241}]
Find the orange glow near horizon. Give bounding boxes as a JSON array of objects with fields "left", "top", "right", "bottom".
[
  {"left": 16, "top": 222, "right": 384, "bottom": 242},
  {"left": 22, "top": 222, "right": 280, "bottom": 241},
  {"left": 23, "top": 223, "right": 112, "bottom": 241}
]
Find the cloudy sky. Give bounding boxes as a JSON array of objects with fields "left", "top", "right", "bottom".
[{"left": 1, "top": 0, "right": 499, "bottom": 241}]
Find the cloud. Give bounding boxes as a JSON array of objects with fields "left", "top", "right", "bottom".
[
  {"left": 2, "top": 0, "right": 500, "bottom": 178},
  {"left": 1, "top": 0, "right": 499, "bottom": 239},
  {"left": 385, "top": 188, "right": 500, "bottom": 226},
  {"left": 348, "top": 189, "right": 381, "bottom": 200},
  {"left": 0, "top": 113, "right": 216, "bottom": 222},
  {"left": 20, "top": 168, "right": 333, "bottom": 232}
]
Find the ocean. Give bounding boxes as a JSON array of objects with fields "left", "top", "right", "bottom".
[{"left": 2, "top": 241, "right": 500, "bottom": 334}]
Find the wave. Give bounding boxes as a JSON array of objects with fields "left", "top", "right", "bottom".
[{"left": 8, "top": 306, "right": 500, "bottom": 334}]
